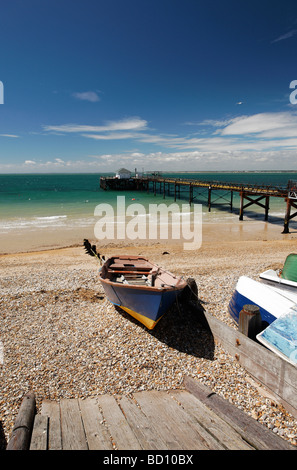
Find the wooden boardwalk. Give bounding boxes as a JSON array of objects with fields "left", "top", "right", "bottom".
[{"left": 26, "top": 378, "right": 293, "bottom": 451}]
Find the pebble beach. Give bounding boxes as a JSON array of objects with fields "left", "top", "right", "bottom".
[{"left": 1, "top": 221, "right": 297, "bottom": 449}]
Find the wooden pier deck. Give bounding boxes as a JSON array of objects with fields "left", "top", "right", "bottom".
[
  {"left": 100, "top": 175, "right": 297, "bottom": 232},
  {"left": 7, "top": 378, "right": 294, "bottom": 451}
]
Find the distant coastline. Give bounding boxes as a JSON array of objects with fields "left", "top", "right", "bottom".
[{"left": 1, "top": 169, "right": 297, "bottom": 176}]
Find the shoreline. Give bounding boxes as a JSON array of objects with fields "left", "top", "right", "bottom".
[{"left": 0, "top": 217, "right": 296, "bottom": 255}]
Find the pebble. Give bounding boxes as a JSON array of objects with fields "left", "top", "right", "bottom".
[{"left": 0, "top": 245, "right": 297, "bottom": 448}]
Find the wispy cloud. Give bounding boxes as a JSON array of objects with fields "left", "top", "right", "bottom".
[
  {"left": 0, "top": 134, "right": 19, "bottom": 138},
  {"left": 72, "top": 91, "right": 101, "bottom": 102},
  {"left": 271, "top": 29, "right": 297, "bottom": 43},
  {"left": 43, "top": 117, "right": 148, "bottom": 134},
  {"left": 44, "top": 112, "right": 297, "bottom": 151}
]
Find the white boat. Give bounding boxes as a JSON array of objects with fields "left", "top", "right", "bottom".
[
  {"left": 228, "top": 276, "right": 296, "bottom": 326},
  {"left": 257, "top": 306, "right": 297, "bottom": 366},
  {"left": 260, "top": 254, "right": 297, "bottom": 301}
]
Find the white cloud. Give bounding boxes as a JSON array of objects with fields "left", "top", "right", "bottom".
[
  {"left": 272, "top": 29, "right": 297, "bottom": 43},
  {"left": 24, "top": 160, "right": 36, "bottom": 164},
  {"left": 43, "top": 117, "right": 148, "bottom": 133},
  {"left": 37, "top": 111, "right": 297, "bottom": 171},
  {"left": 82, "top": 132, "right": 137, "bottom": 140},
  {"left": 218, "top": 112, "right": 297, "bottom": 137},
  {"left": 72, "top": 91, "right": 101, "bottom": 102},
  {"left": 0, "top": 134, "right": 19, "bottom": 138}
]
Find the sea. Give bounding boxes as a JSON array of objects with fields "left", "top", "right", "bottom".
[{"left": 1, "top": 172, "right": 297, "bottom": 241}]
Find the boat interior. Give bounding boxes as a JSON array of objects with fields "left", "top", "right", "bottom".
[{"left": 101, "top": 256, "right": 184, "bottom": 289}]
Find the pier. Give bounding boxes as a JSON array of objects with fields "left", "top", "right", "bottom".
[{"left": 100, "top": 175, "right": 297, "bottom": 233}]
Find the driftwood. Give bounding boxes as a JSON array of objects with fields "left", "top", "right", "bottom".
[{"left": 6, "top": 392, "right": 36, "bottom": 450}]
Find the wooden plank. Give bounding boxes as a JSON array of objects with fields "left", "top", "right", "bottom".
[
  {"left": 171, "top": 390, "right": 253, "bottom": 450},
  {"left": 134, "top": 390, "right": 223, "bottom": 450},
  {"left": 29, "top": 415, "right": 48, "bottom": 450},
  {"left": 7, "top": 391, "right": 36, "bottom": 450},
  {"left": 97, "top": 395, "right": 141, "bottom": 450},
  {"left": 78, "top": 398, "right": 113, "bottom": 450},
  {"left": 184, "top": 375, "right": 295, "bottom": 450},
  {"left": 41, "top": 400, "right": 62, "bottom": 450},
  {"left": 203, "top": 310, "right": 297, "bottom": 418},
  {"left": 60, "top": 399, "right": 88, "bottom": 450},
  {"left": 133, "top": 391, "right": 184, "bottom": 450},
  {"left": 119, "top": 396, "right": 167, "bottom": 450}
]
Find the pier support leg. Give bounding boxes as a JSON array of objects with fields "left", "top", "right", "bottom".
[
  {"left": 239, "top": 191, "right": 244, "bottom": 220},
  {"left": 283, "top": 199, "right": 297, "bottom": 233},
  {"left": 163, "top": 181, "right": 165, "bottom": 199},
  {"left": 174, "top": 182, "right": 177, "bottom": 201},
  {"left": 283, "top": 198, "right": 291, "bottom": 233},
  {"left": 208, "top": 186, "right": 211, "bottom": 212},
  {"left": 230, "top": 190, "right": 233, "bottom": 212},
  {"left": 265, "top": 196, "right": 269, "bottom": 221}
]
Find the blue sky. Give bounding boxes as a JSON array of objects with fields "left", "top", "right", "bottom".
[{"left": 1, "top": 0, "right": 297, "bottom": 172}]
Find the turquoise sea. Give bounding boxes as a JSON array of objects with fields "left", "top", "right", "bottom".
[{"left": 1, "top": 172, "right": 297, "bottom": 235}]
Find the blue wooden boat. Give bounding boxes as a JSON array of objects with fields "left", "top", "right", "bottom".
[
  {"left": 99, "top": 255, "right": 187, "bottom": 329},
  {"left": 228, "top": 276, "right": 295, "bottom": 326},
  {"left": 257, "top": 306, "right": 297, "bottom": 366}
]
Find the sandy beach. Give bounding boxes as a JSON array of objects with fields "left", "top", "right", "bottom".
[{"left": 1, "top": 219, "right": 297, "bottom": 448}]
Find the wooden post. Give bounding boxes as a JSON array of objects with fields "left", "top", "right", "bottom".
[
  {"left": 208, "top": 186, "right": 211, "bottom": 212},
  {"left": 239, "top": 304, "right": 262, "bottom": 341},
  {"left": 239, "top": 191, "right": 244, "bottom": 220},
  {"left": 283, "top": 197, "right": 291, "bottom": 233},
  {"left": 7, "top": 391, "right": 36, "bottom": 450},
  {"left": 265, "top": 196, "right": 269, "bottom": 221}
]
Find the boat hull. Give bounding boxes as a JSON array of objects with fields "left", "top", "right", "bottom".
[
  {"left": 228, "top": 276, "right": 295, "bottom": 326},
  {"left": 100, "top": 279, "right": 183, "bottom": 329},
  {"left": 99, "top": 256, "right": 187, "bottom": 329}
]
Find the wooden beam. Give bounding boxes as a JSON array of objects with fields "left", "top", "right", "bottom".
[
  {"left": 7, "top": 392, "right": 36, "bottom": 450},
  {"left": 183, "top": 376, "right": 294, "bottom": 450},
  {"left": 202, "top": 310, "right": 297, "bottom": 419}
]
